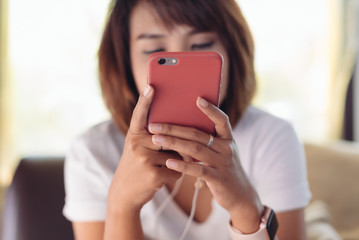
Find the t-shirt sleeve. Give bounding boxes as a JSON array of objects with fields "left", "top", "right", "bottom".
[
  {"left": 252, "top": 121, "right": 311, "bottom": 213},
  {"left": 62, "top": 136, "right": 110, "bottom": 222}
]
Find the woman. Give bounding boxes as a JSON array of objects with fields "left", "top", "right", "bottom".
[{"left": 63, "top": 0, "right": 311, "bottom": 239}]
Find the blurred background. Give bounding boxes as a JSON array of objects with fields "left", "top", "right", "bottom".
[{"left": 0, "top": 0, "right": 358, "bottom": 239}]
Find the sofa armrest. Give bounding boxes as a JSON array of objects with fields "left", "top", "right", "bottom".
[{"left": 305, "top": 142, "right": 359, "bottom": 237}]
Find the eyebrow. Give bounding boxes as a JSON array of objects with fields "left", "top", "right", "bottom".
[
  {"left": 136, "top": 29, "right": 211, "bottom": 40},
  {"left": 137, "top": 33, "right": 165, "bottom": 40}
]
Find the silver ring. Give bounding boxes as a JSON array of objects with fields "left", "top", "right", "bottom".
[{"left": 207, "top": 134, "right": 214, "bottom": 148}]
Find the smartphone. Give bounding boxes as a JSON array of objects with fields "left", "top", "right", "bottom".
[{"left": 147, "top": 51, "right": 222, "bottom": 134}]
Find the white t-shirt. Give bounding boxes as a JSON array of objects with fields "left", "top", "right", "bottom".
[{"left": 63, "top": 106, "right": 311, "bottom": 239}]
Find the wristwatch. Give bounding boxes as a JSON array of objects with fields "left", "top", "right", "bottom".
[{"left": 228, "top": 206, "right": 278, "bottom": 240}]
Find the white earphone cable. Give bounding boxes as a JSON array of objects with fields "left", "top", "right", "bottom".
[
  {"left": 178, "top": 177, "right": 201, "bottom": 240},
  {"left": 155, "top": 173, "right": 184, "bottom": 216},
  {"left": 154, "top": 174, "right": 184, "bottom": 235},
  {"left": 154, "top": 175, "right": 201, "bottom": 240}
]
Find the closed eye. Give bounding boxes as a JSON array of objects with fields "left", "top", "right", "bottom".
[
  {"left": 191, "top": 41, "right": 215, "bottom": 50},
  {"left": 143, "top": 48, "right": 165, "bottom": 55}
]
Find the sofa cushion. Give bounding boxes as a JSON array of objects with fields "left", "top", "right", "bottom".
[{"left": 305, "top": 142, "right": 359, "bottom": 238}]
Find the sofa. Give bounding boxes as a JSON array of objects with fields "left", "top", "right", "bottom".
[
  {"left": 0, "top": 157, "right": 74, "bottom": 240},
  {"left": 304, "top": 142, "right": 359, "bottom": 239},
  {"left": 0, "top": 142, "right": 358, "bottom": 240}
]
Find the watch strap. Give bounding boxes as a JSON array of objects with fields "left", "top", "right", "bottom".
[
  {"left": 263, "top": 207, "right": 278, "bottom": 240},
  {"left": 228, "top": 206, "right": 278, "bottom": 240}
]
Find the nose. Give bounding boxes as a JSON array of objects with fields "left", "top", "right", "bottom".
[{"left": 166, "top": 40, "right": 190, "bottom": 52}]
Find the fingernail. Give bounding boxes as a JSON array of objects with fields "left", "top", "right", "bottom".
[
  {"left": 143, "top": 85, "right": 151, "bottom": 96},
  {"left": 166, "top": 159, "right": 178, "bottom": 169},
  {"left": 149, "top": 123, "right": 162, "bottom": 132},
  {"left": 152, "top": 135, "right": 165, "bottom": 144},
  {"left": 197, "top": 97, "right": 208, "bottom": 107}
]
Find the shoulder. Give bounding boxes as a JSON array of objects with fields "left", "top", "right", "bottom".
[
  {"left": 233, "top": 106, "right": 297, "bottom": 146},
  {"left": 72, "top": 120, "right": 124, "bottom": 151},
  {"left": 63, "top": 120, "right": 124, "bottom": 221},
  {"left": 234, "top": 106, "right": 302, "bottom": 164},
  {"left": 77, "top": 120, "right": 124, "bottom": 145},
  {"left": 233, "top": 106, "right": 311, "bottom": 212},
  {"left": 66, "top": 120, "right": 125, "bottom": 172},
  {"left": 236, "top": 106, "right": 293, "bottom": 132},
  {"left": 233, "top": 106, "right": 302, "bottom": 170}
]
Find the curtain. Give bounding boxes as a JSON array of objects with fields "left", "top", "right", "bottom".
[
  {"left": 0, "top": 0, "right": 15, "bottom": 187},
  {"left": 328, "top": 0, "right": 358, "bottom": 139},
  {"left": 237, "top": 0, "right": 358, "bottom": 142}
]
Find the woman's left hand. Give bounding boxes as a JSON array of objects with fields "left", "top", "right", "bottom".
[{"left": 148, "top": 97, "right": 264, "bottom": 234}]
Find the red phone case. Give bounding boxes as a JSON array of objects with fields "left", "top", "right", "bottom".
[{"left": 147, "top": 51, "right": 222, "bottom": 134}]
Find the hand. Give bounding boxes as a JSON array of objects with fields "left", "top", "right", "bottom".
[
  {"left": 107, "top": 85, "right": 182, "bottom": 214},
  {"left": 148, "top": 97, "right": 263, "bottom": 233}
]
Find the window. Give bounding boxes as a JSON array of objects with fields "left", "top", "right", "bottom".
[
  {"left": 237, "top": 0, "right": 357, "bottom": 142},
  {"left": 0, "top": 0, "right": 111, "bottom": 185},
  {"left": 0, "top": 0, "right": 358, "bottom": 185}
]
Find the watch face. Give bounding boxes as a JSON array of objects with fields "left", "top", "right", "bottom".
[{"left": 266, "top": 209, "right": 278, "bottom": 240}]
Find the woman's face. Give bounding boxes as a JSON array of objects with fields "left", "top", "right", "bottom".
[{"left": 129, "top": 3, "right": 229, "bottom": 103}]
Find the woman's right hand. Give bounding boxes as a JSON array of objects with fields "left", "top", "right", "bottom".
[{"left": 107, "top": 85, "right": 182, "bottom": 214}]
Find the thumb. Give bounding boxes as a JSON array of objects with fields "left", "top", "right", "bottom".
[{"left": 128, "top": 85, "right": 154, "bottom": 132}]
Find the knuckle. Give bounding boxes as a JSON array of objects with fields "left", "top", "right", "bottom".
[
  {"left": 221, "top": 113, "right": 230, "bottom": 122},
  {"left": 166, "top": 136, "right": 176, "bottom": 146},
  {"left": 137, "top": 93, "right": 148, "bottom": 106},
  {"left": 192, "top": 143, "right": 203, "bottom": 154},
  {"left": 148, "top": 168, "right": 160, "bottom": 184},
  {"left": 131, "top": 106, "right": 142, "bottom": 119},
  {"left": 190, "top": 129, "right": 201, "bottom": 140},
  {"left": 198, "top": 165, "right": 208, "bottom": 178},
  {"left": 223, "top": 158, "right": 234, "bottom": 169},
  {"left": 218, "top": 114, "right": 230, "bottom": 126},
  {"left": 174, "top": 171, "right": 182, "bottom": 180},
  {"left": 158, "top": 123, "right": 172, "bottom": 134},
  {"left": 222, "top": 142, "right": 233, "bottom": 154},
  {"left": 164, "top": 124, "right": 173, "bottom": 133},
  {"left": 182, "top": 162, "right": 189, "bottom": 172},
  {"left": 138, "top": 155, "right": 150, "bottom": 164},
  {"left": 127, "top": 139, "right": 140, "bottom": 152}
]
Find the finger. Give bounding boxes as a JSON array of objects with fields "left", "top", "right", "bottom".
[
  {"left": 129, "top": 132, "right": 178, "bottom": 153},
  {"left": 147, "top": 166, "right": 182, "bottom": 191},
  {"left": 148, "top": 123, "right": 223, "bottom": 153},
  {"left": 128, "top": 85, "right": 154, "bottom": 132},
  {"left": 158, "top": 166, "right": 183, "bottom": 184},
  {"left": 137, "top": 148, "right": 182, "bottom": 167},
  {"left": 150, "top": 153, "right": 179, "bottom": 167},
  {"left": 179, "top": 153, "right": 194, "bottom": 163},
  {"left": 196, "top": 97, "right": 233, "bottom": 139},
  {"left": 166, "top": 159, "right": 215, "bottom": 181},
  {"left": 128, "top": 135, "right": 163, "bottom": 152},
  {"left": 152, "top": 134, "right": 220, "bottom": 166}
]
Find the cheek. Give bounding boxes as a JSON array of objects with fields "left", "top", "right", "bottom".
[
  {"left": 219, "top": 54, "right": 230, "bottom": 104},
  {"left": 131, "top": 54, "right": 148, "bottom": 94}
]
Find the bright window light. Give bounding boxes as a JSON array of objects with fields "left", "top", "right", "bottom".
[
  {"left": 237, "top": 0, "right": 332, "bottom": 142},
  {"left": 8, "top": 0, "right": 111, "bottom": 156},
  {"left": 5, "top": 0, "right": 340, "bottom": 161}
]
